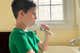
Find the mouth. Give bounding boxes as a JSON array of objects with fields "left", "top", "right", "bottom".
[{"left": 29, "top": 22, "right": 35, "bottom": 26}]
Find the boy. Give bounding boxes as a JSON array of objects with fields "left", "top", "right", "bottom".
[{"left": 9, "top": 0, "right": 51, "bottom": 53}]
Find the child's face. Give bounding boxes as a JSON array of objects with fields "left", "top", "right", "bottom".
[{"left": 20, "top": 7, "right": 37, "bottom": 27}]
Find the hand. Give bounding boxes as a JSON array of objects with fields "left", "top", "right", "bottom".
[
  {"left": 40, "top": 24, "right": 50, "bottom": 31},
  {"left": 40, "top": 24, "right": 52, "bottom": 36}
]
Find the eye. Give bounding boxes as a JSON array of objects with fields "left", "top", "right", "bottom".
[{"left": 32, "top": 12, "right": 36, "bottom": 16}]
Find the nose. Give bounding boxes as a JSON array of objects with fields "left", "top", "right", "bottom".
[
  {"left": 32, "top": 14, "right": 37, "bottom": 20},
  {"left": 33, "top": 15, "right": 37, "bottom": 20},
  {"left": 35, "top": 16, "right": 37, "bottom": 20}
]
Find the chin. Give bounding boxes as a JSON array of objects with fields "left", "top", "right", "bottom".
[
  {"left": 30, "top": 23, "right": 35, "bottom": 27},
  {"left": 28, "top": 22, "right": 35, "bottom": 27}
]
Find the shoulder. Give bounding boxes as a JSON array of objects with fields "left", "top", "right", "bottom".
[{"left": 9, "top": 28, "right": 26, "bottom": 40}]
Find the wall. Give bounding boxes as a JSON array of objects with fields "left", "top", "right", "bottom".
[
  {"left": 0, "top": 0, "right": 15, "bottom": 32},
  {"left": 75, "top": 0, "right": 80, "bottom": 36}
]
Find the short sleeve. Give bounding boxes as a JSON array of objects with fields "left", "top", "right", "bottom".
[
  {"left": 14, "top": 34, "right": 32, "bottom": 53},
  {"left": 33, "top": 31, "right": 40, "bottom": 43},
  {"left": 35, "top": 35, "right": 40, "bottom": 43}
]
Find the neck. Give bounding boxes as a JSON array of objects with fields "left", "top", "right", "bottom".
[{"left": 16, "top": 22, "right": 27, "bottom": 30}]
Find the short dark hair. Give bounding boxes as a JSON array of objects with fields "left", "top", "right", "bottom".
[{"left": 11, "top": 0, "right": 36, "bottom": 19}]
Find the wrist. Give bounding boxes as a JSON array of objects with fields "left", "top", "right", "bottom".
[{"left": 44, "top": 30, "right": 51, "bottom": 35}]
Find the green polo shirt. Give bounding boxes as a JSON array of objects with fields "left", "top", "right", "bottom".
[{"left": 9, "top": 28, "right": 40, "bottom": 53}]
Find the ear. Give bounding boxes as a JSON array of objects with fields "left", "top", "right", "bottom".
[{"left": 18, "top": 10, "right": 25, "bottom": 19}]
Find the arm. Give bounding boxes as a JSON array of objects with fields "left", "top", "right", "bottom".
[
  {"left": 27, "top": 50, "right": 35, "bottom": 53},
  {"left": 38, "top": 31, "right": 51, "bottom": 52},
  {"left": 38, "top": 24, "right": 51, "bottom": 52},
  {"left": 14, "top": 34, "right": 35, "bottom": 53}
]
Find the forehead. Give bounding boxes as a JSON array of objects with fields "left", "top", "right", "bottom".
[{"left": 29, "top": 7, "right": 36, "bottom": 12}]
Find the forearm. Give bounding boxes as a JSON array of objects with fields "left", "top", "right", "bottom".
[
  {"left": 39, "top": 31, "right": 50, "bottom": 51},
  {"left": 39, "top": 24, "right": 51, "bottom": 51},
  {"left": 27, "top": 50, "right": 35, "bottom": 53},
  {"left": 42, "top": 32, "right": 49, "bottom": 50}
]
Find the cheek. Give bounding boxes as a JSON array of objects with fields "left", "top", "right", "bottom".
[
  {"left": 30, "top": 15, "right": 36, "bottom": 22},
  {"left": 23, "top": 14, "right": 35, "bottom": 23},
  {"left": 24, "top": 17, "right": 34, "bottom": 23}
]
